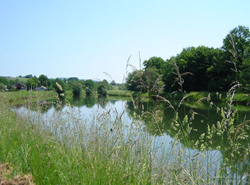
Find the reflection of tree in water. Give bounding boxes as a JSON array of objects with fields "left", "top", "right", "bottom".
[
  {"left": 48, "top": 96, "right": 117, "bottom": 110},
  {"left": 126, "top": 99, "right": 250, "bottom": 148},
  {"left": 66, "top": 97, "right": 97, "bottom": 108},
  {"left": 97, "top": 97, "right": 108, "bottom": 109},
  {"left": 126, "top": 98, "right": 250, "bottom": 179},
  {"left": 83, "top": 97, "right": 96, "bottom": 108}
]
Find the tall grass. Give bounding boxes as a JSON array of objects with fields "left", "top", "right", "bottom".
[
  {"left": 1, "top": 93, "right": 160, "bottom": 184},
  {"left": 1, "top": 82, "right": 249, "bottom": 184}
]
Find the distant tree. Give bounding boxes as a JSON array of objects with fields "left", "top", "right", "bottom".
[
  {"left": 38, "top": 74, "right": 51, "bottom": 87},
  {"left": 222, "top": 25, "right": 250, "bottom": 87},
  {"left": 7, "top": 79, "right": 16, "bottom": 90},
  {"left": 85, "top": 79, "right": 96, "bottom": 96},
  {"left": 24, "top": 74, "right": 33, "bottom": 79},
  {"left": 97, "top": 83, "right": 107, "bottom": 97},
  {"left": 142, "top": 57, "right": 166, "bottom": 94},
  {"left": 72, "top": 83, "right": 82, "bottom": 97},
  {"left": 110, "top": 80, "right": 116, "bottom": 86},
  {"left": 143, "top": 56, "right": 166, "bottom": 74},
  {"left": 101, "top": 79, "right": 112, "bottom": 90},
  {"left": 144, "top": 67, "right": 164, "bottom": 95},
  {"left": 32, "top": 76, "right": 39, "bottom": 88},
  {"left": 0, "top": 83, "right": 6, "bottom": 91},
  {"left": 0, "top": 77, "right": 8, "bottom": 85},
  {"left": 163, "top": 46, "right": 225, "bottom": 92},
  {"left": 26, "top": 78, "right": 36, "bottom": 90},
  {"left": 68, "top": 77, "right": 79, "bottom": 82},
  {"left": 223, "top": 25, "right": 250, "bottom": 66},
  {"left": 126, "top": 70, "right": 146, "bottom": 92}
]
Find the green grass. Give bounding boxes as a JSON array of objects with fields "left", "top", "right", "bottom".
[
  {"left": 6, "top": 77, "right": 28, "bottom": 83},
  {"left": 0, "top": 93, "right": 155, "bottom": 184},
  {"left": 164, "top": 91, "right": 250, "bottom": 104},
  {"left": 0, "top": 90, "right": 249, "bottom": 184},
  {"left": 107, "top": 90, "right": 149, "bottom": 97},
  {"left": 233, "top": 93, "right": 250, "bottom": 103},
  {"left": 6, "top": 91, "right": 56, "bottom": 104}
]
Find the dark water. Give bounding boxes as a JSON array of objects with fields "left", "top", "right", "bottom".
[{"left": 14, "top": 96, "right": 250, "bottom": 183}]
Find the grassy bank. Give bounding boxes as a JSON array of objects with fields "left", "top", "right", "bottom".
[
  {"left": 1, "top": 91, "right": 249, "bottom": 184},
  {"left": 6, "top": 90, "right": 250, "bottom": 105},
  {"left": 164, "top": 91, "right": 250, "bottom": 104},
  {"left": 108, "top": 90, "right": 250, "bottom": 105},
  {"left": 6, "top": 90, "right": 56, "bottom": 104},
  {"left": 0, "top": 92, "right": 156, "bottom": 184},
  {"left": 107, "top": 90, "right": 149, "bottom": 98}
]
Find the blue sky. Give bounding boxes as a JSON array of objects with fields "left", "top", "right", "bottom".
[{"left": 0, "top": 0, "right": 249, "bottom": 83}]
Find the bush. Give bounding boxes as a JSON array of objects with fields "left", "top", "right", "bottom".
[
  {"left": 97, "top": 84, "right": 107, "bottom": 97},
  {"left": 72, "top": 84, "right": 81, "bottom": 97}
]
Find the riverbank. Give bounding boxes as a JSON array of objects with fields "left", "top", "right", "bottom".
[
  {"left": 0, "top": 93, "right": 159, "bottom": 184},
  {"left": 6, "top": 90, "right": 56, "bottom": 104},
  {"left": 108, "top": 90, "right": 250, "bottom": 105},
  {"left": 1, "top": 91, "right": 249, "bottom": 184},
  {"left": 107, "top": 90, "right": 149, "bottom": 98},
  {"left": 164, "top": 91, "right": 250, "bottom": 105},
  {"left": 3, "top": 90, "right": 250, "bottom": 106}
]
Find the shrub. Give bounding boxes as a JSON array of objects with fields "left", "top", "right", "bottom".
[{"left": 72, "top": 84, "right": 82, "bottom": 97}]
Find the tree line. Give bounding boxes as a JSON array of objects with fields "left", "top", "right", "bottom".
[
  {"left": 0, "top": 74, "right": 116, "bottom": 97},
  {"left": 125, "top": 25, "right": 250, "bottom": 94},
  {"left": 1, "top": 25, "right": 249, "bottom": 96}
]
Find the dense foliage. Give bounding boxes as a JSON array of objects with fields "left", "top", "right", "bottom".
[
  {"left": 126, "top": 25, "right": 250, "bottom": 93},
  {"left": 97, "top": 83, "right": 107, "bottom": 97},
  {"left": 72, "top": 82, "right": 82, "bottom": 97},
  {"left": 84, "top": 79, "right": 96, "bottom": 96}
]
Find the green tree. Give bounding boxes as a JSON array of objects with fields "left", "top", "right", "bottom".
[
  {"left": 144, "top": 67, "right": 164, "bottom": 95},
  {"left": 7, "top": 79, "right": 16, "bottom": 90},
  {"left": 85, "top": 79, "right": 96, "bottom": 96},
  {"left": 163, "top": 46, "right": 225, "bottom": 92},
  {"left": 110, "top": 80, "right": 116, "bottom": 86},
  {"left": 26, "top": 78, "right": 36, "bottom": 90},
  {"left": 68, "top": 77, "right": 79, "bottom": 82},
  {"left": 223, "top": 25, "right": 250, "bottom": 66},
  {"left": 24, "top": 74, "right": 33, "bottom": 78},
  {"left": 38, "top": 74, "right": 52, "bottom": 88},
  {"left": 143, "top": 57, "right": 166, "bottom": 94},
  {"left": 143, "top": 56, "right": 166, "bottom": 74},
  {"left": 126, "top": 70, "right": 146, "bottom": 92},
  {"left": 0, "top": 83, "right": 6, "bottom": 91},
  {"left": 0, "top": 77, "right": 8, "bottom": 85},
  {"left": 101, "top": 79, "right": 113, "bottom": 90},
  {"left": 97, "top": 83, "right": 107, "bottom": 97},
  {"left": 72, "top": 83, "right": 82, "bottom": 97},
  {"left": 222, "top": 25, "right": 250, "bottom": 88}
]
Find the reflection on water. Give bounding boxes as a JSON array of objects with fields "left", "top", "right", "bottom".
[
  {"left": 13, "top": 96, "right": 250, "bottom": 147},
  {"left": 13, "top": 96, "right": 250, "bottom": 183}
]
